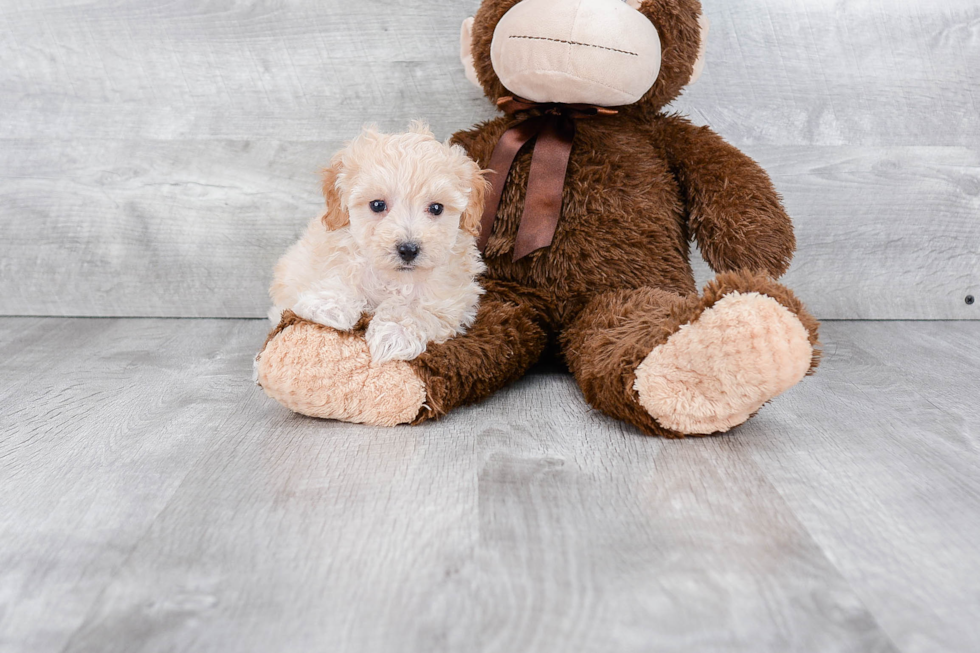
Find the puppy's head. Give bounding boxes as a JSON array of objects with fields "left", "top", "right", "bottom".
[{"left": 321, "top": 122, "right": 487, "bottom": 274}]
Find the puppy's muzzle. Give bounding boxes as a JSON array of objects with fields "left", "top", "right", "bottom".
[{"left": 397, "top": 242, "right": 421, "bottom": 264}]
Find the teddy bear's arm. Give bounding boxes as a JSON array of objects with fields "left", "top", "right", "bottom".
[{"left": 657, "top": 115, "right": 795, "bottom": 278}]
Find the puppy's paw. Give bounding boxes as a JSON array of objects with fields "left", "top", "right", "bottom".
[
  {"left": 366, "top": 319, "right": 427, "bottom": 365},
  {"left": 293, "top": 292, "right": 363, "bottom": 331}
]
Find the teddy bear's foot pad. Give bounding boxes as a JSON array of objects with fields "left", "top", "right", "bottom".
[
  {"left": 256, "top": 321, "right": 425, "bottom": 427},
  {"left": 633, "top": 292, "right": 812, "bottom": 435}
]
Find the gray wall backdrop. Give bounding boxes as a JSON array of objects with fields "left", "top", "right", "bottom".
[{"left": 0, "top": 0, "right": 977, "bottom": 320}]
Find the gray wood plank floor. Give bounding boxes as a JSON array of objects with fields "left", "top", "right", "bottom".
[{"left": 1, "top": 318, "right": 978, "bottom": 653}]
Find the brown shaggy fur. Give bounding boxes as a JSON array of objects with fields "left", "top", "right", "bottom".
[
  {"left": 258, "top": 0, "right": 819, "bottom": 436},
  {"left": 415, "top": 0, "right": 817, "bottom": 435},
  {"left": 562, "top": 270, "right": 820, "bottom": 438},
  {"left": 409, "top": 279, "right": 552, "bottom": 422}
]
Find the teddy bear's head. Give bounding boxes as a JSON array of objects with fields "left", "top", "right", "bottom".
[{"left": 461, "top": 0, "right": 707, "bottom": 111}]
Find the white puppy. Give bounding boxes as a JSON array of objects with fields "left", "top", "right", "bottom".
[{"left": 269, "top": 123, "right": 487, "bottom": 365}]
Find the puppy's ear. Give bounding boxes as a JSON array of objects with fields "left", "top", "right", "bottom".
[
  {"left": 320, "top": 154, "right": 349, "bottom": 231},
  {"left": 459, "top": 161, "right": 489, "bottom": 238}
]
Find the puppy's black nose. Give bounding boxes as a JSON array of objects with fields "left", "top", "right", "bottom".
[{"left": 397, "top": 242, "right": 420, "bottom": 263}]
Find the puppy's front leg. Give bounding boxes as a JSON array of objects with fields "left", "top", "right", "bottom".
[
  {"left": 365, "top": 304, "right": 429, "bottom": 365},
  {"left": 293, "top": 283, "right": 366, "bottom": 332}
]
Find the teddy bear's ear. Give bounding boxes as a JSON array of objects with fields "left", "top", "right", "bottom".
[
  {"left": 689, "top": 12, "right": 710, "bottom": 84},
  {"left": 320, "top": 155, "right": 349, "bottom": 231},
  {"left": 460, "top": 162, "right": 489, "bottom": 238},
  {"left": 460, "top": 17, "right": 482, "bottom": 90}
]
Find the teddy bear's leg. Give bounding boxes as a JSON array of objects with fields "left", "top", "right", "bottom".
[
  {"left": 408, "top": 281, "right": 550, "bottom": 423},
  {"left": 256, "top": 282, "right": 550, "bottom": 426},
  {"left": 561, "top": 270, "right": 820, "bottom": 437},
  {"left": 255, "top": 311, "right": 427, "bottom": 426}
]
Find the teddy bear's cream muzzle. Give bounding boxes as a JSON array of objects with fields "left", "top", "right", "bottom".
[{"left": 489, "top": 0, "right": 663, "bottom": 107}]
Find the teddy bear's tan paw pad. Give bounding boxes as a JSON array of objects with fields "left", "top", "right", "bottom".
[
  {"left": 256, "top": 322, "right": 425, "bottom": 427},
  {"left": 633, "top": 292, "right": 812, "bottom": 435}
]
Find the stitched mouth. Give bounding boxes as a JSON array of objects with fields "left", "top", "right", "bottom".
[{"left": 509, "top": 35, "right": 639, "bottom": 57}]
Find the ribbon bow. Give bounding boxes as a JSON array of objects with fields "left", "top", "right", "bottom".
[{"left": 477, "top": 96, "right": 618, "bottom": 261}]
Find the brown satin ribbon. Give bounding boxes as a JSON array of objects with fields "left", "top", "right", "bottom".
[{"left": 478, "top": 96, "right": 618, "bottom": 261}]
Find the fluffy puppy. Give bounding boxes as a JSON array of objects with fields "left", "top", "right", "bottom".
[{"left": 269, "top": 123, "right": 487, "bottom": 365}]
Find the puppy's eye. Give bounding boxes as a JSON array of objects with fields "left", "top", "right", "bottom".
[
  {"left": 369, "top": 200, "right": 387, "bottom": 213},
  {"left": 428, "top": 203, "right": 444, "bottom": 216}
]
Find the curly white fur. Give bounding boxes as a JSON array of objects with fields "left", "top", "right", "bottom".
[{"left": 269, "top": 124, "right": 487, "bottom": 365}]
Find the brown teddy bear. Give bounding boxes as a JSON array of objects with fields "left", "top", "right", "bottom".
[{"left": 256, "top": 0, "right": 820, "bottom": 437}]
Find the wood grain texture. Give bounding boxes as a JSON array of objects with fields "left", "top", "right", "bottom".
[
  {"left": 737, "top": 321, "right": 980, "bottom": 653},
  {"left": 0, "top": 0, "right": 978, "bottom": 318},
  {"left": 0, "top": 139, "right": 323, "bottom": 318},
  {"left": 675, "top": 0, "right": 980, "bottom": 147},
  {"left": 1, "top": 317, "right": 979, "bottom": 652},
  {"left": 1, "top": 0, "right": 977, "bottom": 145},
  {"left": 0, "top": 319, "right": 272, "bottom": 652},
  {"left": 0, "top": 0, "right": 493, "bottom": 142}
]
